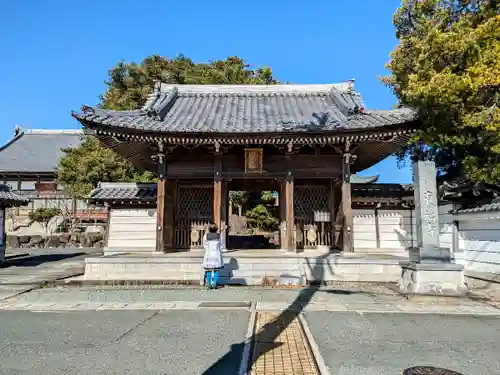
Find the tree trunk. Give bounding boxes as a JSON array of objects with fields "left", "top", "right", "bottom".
[{"left": 238, "top": 206, "right": 242, "bottom": 217}]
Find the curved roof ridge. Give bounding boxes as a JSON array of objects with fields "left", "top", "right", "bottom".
[
  {"left": 24, "top": 129, "right": 83, "bottom": 135},
  {"left": 154, "top": 82, "right": 356, "bottom": 94}
]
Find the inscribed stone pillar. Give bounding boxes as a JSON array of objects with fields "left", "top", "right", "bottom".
[
  {"left": 398, "top": 159, "right": 467, "bottom": 295},
  {"left": 411, "top": 160, "right": 450, "bottom": 263}
]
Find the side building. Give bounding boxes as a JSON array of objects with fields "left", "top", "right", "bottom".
[{"left": 0, "top": 127, "right": 92, "bottom": 229}]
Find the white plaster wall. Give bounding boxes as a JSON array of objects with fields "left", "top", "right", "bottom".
[
  {"left": 439, "top": 204, "right": 454, "bottom": 251},
  {"left": 106, "top": 208, "right": 157, "bottom": 251},
  {"left": 353, "top": 208, "right": 416, "bottom": 251},
  {"left": 353, "top": 204, "right": 454, "bottom": 253},
  {"left": 454, "top": 211, "right": 500, "bottom": 274}
]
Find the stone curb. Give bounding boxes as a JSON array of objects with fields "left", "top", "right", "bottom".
[{"left": 298, "top": 314, "right": 331, "bottom": 375}]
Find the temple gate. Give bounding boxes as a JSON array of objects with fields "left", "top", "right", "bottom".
[{"left": 74, "top": 82, "right": 417, "bottom": 253}]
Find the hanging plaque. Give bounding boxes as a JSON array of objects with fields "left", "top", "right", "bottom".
[{"left": 244, "top": 148, "right": 263, "bottom": 173}]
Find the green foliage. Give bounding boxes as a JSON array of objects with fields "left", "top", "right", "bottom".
[
  {"left": 229, "top": 190, "right": 248, "bottom": 216},
  {"left": 383, "top": 0, "right": 500, "bottom": 182},
  {"left": 101, "top": 55, "right": 279, "bottom": 110},
  {"left": 245, "top": 204, "right": 279, "bottom": 231},
  {"left": 57, "top": 136, "right": 156, "bottom": 199},
  {"left": 260, "top": 191, "right": 275, "bottom": 202},
  {"left": 28, "top": 208, "right": 62, "bottom": 231}
]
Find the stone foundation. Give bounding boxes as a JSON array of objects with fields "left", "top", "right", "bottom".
[{"left": 398, "top": 262, "right": 468, "bottom": 295}]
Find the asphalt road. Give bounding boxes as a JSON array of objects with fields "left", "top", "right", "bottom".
[
  {"left": 0, "top": 310, "right": 250, "bottom": 375},
  {"left": 304, "top": 311, "right": 500, "bottom": 375}
]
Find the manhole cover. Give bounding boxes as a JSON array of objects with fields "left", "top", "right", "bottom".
[
  {"left": 199, "top": 301, "right": 251, "bottom": 308},
  {"left": 404, "top": 367, "right": 464, "bottom": 375}
]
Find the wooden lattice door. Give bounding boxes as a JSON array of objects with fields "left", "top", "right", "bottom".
[
  {"left": 294, "top": 185, "right": 333, "bottom": 249},
  {"left": 175, "top": 185, "right": 213, "bottom": 249}
]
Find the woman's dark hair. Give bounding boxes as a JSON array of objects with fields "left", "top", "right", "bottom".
[{"left": 208, "top": 223, "right": 218, "bottom": 233}]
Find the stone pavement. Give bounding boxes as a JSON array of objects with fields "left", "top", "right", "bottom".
[{"left": 2, "top": 285, "right": 500, "bottom": 315}]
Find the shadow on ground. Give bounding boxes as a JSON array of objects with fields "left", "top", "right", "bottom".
[
  {"left": 0, "top": 252, "right": 86, "bottom": 269},
  {"left": 199, "top": 248, "right": 334, "bottom": 374}
]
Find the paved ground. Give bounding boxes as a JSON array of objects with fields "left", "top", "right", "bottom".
[
  {"left": 305, "top": 312, "right": 500, "bottom": 375},
  {"left": 0, "top": 248, "right": 102, "bottom": 300},
  {"left": 3, "top": 285, "right": 500, "bottom": 315},
  {"left": 0, "top": 309, "right": 249, "bottom": 375},
  {"left": 0, "top": 307, "right": 498, "bottom": 375}
]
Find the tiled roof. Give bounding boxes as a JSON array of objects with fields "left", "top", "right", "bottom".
[
  {"left": 74, "top": 82, "right": 417, "bottom": 134},
  {"left": 350, "top": 174, "right": 379, "bottom": 184},
  {"left": 89, "top": 182, "right": 157, "bottom": 202},
  {"left": 452, "top": 200, "right": 500, "bottom": 214},
  {"left": 89, "top": 176, "right": 388, "bottom": 202},
  {"left": 0, "top": 184, "right": 29, "bottom": 206},
  {"left": 0, "top": 128, "right": 83, "bottom": 173}
]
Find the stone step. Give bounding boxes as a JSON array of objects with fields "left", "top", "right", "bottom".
[{"left": 83, "top": 254, "right": 401, "bottom": 284}]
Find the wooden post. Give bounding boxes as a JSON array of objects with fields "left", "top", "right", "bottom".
[
  {"left": 164, "top": 180, "right": 177, "bottom": 252},
  {"left": 213, "top": 149, "right": 222, "bottom": 232},
  {"left": 342, "top": 152, "right": 355, "bottom": 252},
  {"left": 279, "top": 180, "right": 287, "bottom": 250},
  {"left": 329, "top": 179, "right": 335, "bottom": 249},
  {"left": 220, "top": 180, "right": 228, "bottom": 250},
  {"left": 285, "top": 173, "right": 295, "bottom": 252},
  {"left": 155, "top": 145, "right": 167, "bottom": 253}
]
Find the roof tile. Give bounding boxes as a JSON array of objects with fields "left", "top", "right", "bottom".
[
  {"left": 74, "top": 83, "right": 416, "bottom": 134},
  {"left": 0, "top": 184, "right": 29, "bottom": 206},
  {"left": 0, "top": 129, "right": 83, "bottom": 173}
]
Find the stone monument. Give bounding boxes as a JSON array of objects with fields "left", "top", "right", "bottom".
[{"left": 398, "top": 159, "right": 467, "bottom": 295}]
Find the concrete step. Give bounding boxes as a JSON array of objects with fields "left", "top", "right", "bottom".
[{"left": 82, "top": 254, "right": 401, "bottom": 284}]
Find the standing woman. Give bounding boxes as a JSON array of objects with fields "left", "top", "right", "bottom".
[{"left": 202, "top": 223, "right": 224, "bottom": 289}]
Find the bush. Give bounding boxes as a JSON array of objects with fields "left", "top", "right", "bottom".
[
  {"left": 28, "top": 207, "right": 62, "bottom": 232},
  {"left": 245, "top": 204, "right": 279, "bottom": 232}
]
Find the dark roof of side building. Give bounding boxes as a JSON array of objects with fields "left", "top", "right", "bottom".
[
  {"left": 0, "top": 184, "right": 29, "bottom": 206},
  {"left": 74, "top": 82, "right": 417, "bottom": 134},
  {"left": 0, "top": 128, "right": 83, "bottom": 174},
  {"left": 88, "top": 175, "right": 382, "bottom": 203}
]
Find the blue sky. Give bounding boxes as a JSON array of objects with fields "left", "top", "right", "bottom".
[{"left": 0, "top": 0, "right": 411, "bottom": 183}]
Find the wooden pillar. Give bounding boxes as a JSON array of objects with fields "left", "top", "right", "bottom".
[
  {"left": 155, "top": 145, "right": 167, "bottom": 253},
  {"left": 342, "top": 152, "right": 355, "bottom": 252},
  {"left": 220, "top": 180, "right": 228, "bottom": 249},
  {"left": 285, "top": 173, "right": 295, "bottom": 252},
  {"left": 213, "top": 149, "right": 222, "bottom": 232},
  {"left": 279, "top": 180, "right": 287, "bottom": 250},
  {"left": 329, "top": 179, "right": 336, "bottom": 249},
  {"left": 164, "top": 180, "right": 177, "bottom": 252}
]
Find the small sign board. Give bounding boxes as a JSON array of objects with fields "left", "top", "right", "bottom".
[
  {"left": 244, "top": 148, "right": 263, "bottom": 173},
  {"left": 314, "top": 211, "right": 331, "bottom": 222}
]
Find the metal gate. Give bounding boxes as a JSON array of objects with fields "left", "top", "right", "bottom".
[
  {"left": 294, "top": 185, "right": 332, "bottom": 249},
  {"left": 175, "top": 185, "right": 213, "bottom": 249}
]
